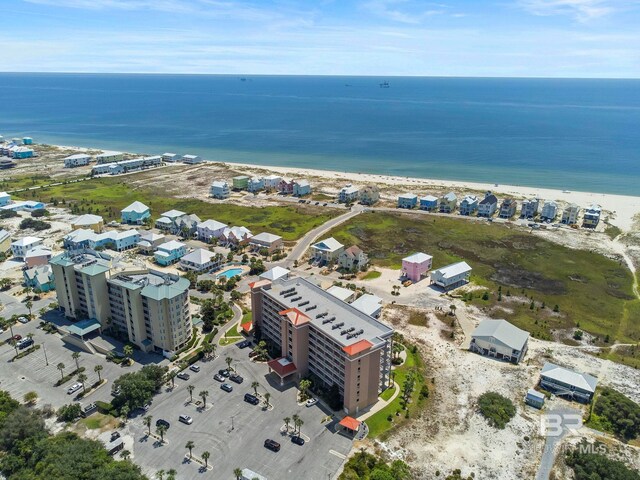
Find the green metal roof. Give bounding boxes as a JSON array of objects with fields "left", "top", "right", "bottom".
[
  {"left": 68, "top": 318, "right": 101, "bottom": 337},
  {"left": 141, "top": 277, "right": 190, "bottom": 301}
]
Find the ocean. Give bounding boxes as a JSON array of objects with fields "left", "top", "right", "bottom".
[{"left": 0, "top": 73, "right": 638, "bottom": 196}]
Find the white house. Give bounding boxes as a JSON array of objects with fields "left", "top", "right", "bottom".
[
  {"left": 338, "top": 245, "right": 368, "bottom": 271},
  {"left": 520, "top": 198, "right": 540, "bottom": 218},
  {"left": 262, "top": 175, "right": 282, "bottom": 190},
  {"left": 210, "top": 181, "right": 230, "bottom": 199},
  {"left": 327, "top": 285, "right": 356, "bottom": 303},
  {"left": 182, "top": 154, "right": 202, "bottom": 164},
  {"left": 155, "top": 209, "right": 187, "bottom": 233},
  {"left": 541, "top": 200, "right": 558, "bottom": 221},
  {"left": 583, "top": 204, "right": 602, "bottom": 228},
  {"left": 179, "top": 248, "right": 222, "bottom": 272},
  {"left": 477, "top": 192, "right": 498, "bottom": 217},
  {"left": 137, "top": 231, "right": 165, "bottom": 254},
  {"left": 430, "top": 261, "right": 472, "bottom": 290},
  {"left": 293, "top": 180, "right": 312, "bottom": 196},
  {"left": 470, "top": 319, "right": 529, "bottom": 364},
  {"left": 540, "top": 362, "right": 598, "bottom": 403},
  {"left": 162, "top": 153, "right": 182, "bottom": 162},
  {"left": 359, "top": 186, "right": 380, "bottom": 206},
  {"left": 11, "top": 236, "right": 43, "bottom": 259},
  {"left": 221, "top": 226, "right": 253, "bottom": 246},
  {"left": 247, "top": 177, "right": 264, "bottom": 193},
  {"left": 339, "top": 184, "right": 360, "bottom": 204},
  {"left": 95, "top": 151, "right": 123, "bottom": 164},
  {"left": 197, "top": 219, "right": 228, "bottom": 242},
  {"left": 311, "top": 237, "right": 344, "bottom": 263},
  {"left": 561, "top": 204, "right": 580, "bottom": 225},
  {"left": 64, "top": 153, "right": 92, "bottom": 168},
  {"left": 259, "top": 266, "right": 290, "bottom": 282},
  {"left": 249, "top": 232, "right": 283, "bottom": 253},
  {"left": 351, "top": 294, "right": 383, "bottom": 318}
]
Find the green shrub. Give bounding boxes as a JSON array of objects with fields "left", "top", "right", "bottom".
[
  {"left": 591, "top": 387, "right": 640, "bottom": 440},
  {"left": 57, "top": 403, "right": 82, "bottom": 422},
  {"left": 565, "top": 441, "right": 640, "bottom": 480},
  {"left": 477, "top": 392, "right": 516, "bottom": 429}
]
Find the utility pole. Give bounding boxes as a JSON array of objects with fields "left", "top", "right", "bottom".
[{"left": 43, "top": 342, "right": 48, "bottom": 365}]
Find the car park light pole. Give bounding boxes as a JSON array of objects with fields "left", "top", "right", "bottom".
[{"left": 42, "top": 342, "right": 48, "bottom": 365}]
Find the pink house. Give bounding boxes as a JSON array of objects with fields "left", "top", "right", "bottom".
[
  {"left": 401, "top": 252, "right": 433, "bottom": 282},
  {"left": 278, "top": 179, "right": 295, "bottom": 195}
]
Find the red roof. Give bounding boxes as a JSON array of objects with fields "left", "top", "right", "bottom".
[
  {"left": 339, "top": 416, "right": 361, "bottom": 431},
  {"left": 267, "top": 357, "right": 298, "bottom": 377},
  {"left": 342, "top": 339, "right": 373, "bottom": 356},
  {"left": 241, "top": 321, "right": 252, "bottom": 333},
  {"left": 249, "top": 279, "right": 271, "bottom": 290},
  {"left": 278, "top": 308, "right": 310, "bottom": 326}
]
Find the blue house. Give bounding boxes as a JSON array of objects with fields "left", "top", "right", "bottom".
[
  {"left": 23, "top": 265, "right": 55, "bottom": 292},
  {"left": 121, "top": 201, "right": 151, "bottom": 224},
  {"left": 398, "top": 193, "right": 418, "bottom": 209},
  {"left": 154, "top": 240, "right": 187, "bottom": 266},
  {"left": 419, "top": 195, "right": 438, "bottom": 211},
  {"left": 23, "top": 137, "right": 33, "bottom": 145},
  {"left": 0, "top": 192, "right": 10, "bottom": 206},
  {"left": 459, "top": 195, "right": 479, "bottom": 216},
  {"left": 13, "top": 147, "right": 34, "bottom": 159}
]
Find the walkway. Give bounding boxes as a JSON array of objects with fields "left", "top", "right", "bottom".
[{"left": 358, "top": 381, "right": 401, "bottom": 421}]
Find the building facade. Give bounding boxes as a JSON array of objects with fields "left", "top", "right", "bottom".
[
  {"left": 561, "top": 204, "right": 581, "bottom": 225},
  {"left": 499, "top": 198, "right": 517, "bottom": 219},
  {"left": 397, "top": 194, "right": 418, "bottom": 209},
  {"left": 459, "top": 195, "right": 479, "bottom": 216},
  {"left": 210, "top": 181, "right": 230, "bottom": 199},
  {"left": 541, "top": 200, "right": 558, "bottom": 221},
  {"left": 121, "top": 201, "right": 151, "bottom": 225},
  {"left": 419, "top": 195, "right": 438, "bottom": 211},
  {"left": 338, "top": 184, "right": 360, "bottom": 203},
  {"left": 478, "top": 192, "right": 498, "bottom": 217},
  {"left": 439, "top": 192, "right": 457, "bottom": 213}
]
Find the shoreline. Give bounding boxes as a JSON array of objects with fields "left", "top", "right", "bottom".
[{"left": 51, "top": 143, "right": 640, "bottom": 231}]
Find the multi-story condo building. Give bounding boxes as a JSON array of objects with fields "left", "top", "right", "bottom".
[
  {"left": 561, "top": 203, "right": 581, "bottom": 225},
  {"left": 477, "top": 192, "right": 498, "bottom": 217},
  {"left": 50, "top": 249, "right": 192, "bottom": 353},
  {"left": 251, "top": 277, "right": 393, "bottom": 414}
]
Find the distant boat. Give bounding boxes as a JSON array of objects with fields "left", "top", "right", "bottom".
[
  {"left": 240, "top": 78, "right": 247, "bottom": 82},
  {"left": 379, "top": 81, "right": 390, "bottom": 88},
  {"left": 345, "top": 84, "right": 351, "bottom": 87}
]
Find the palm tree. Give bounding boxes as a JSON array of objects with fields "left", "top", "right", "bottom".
[
  {"left": 202, "top": 450, "right": 210, "bottom": 468},
  {"left": 156, "top": 469, "right": 165, "bottom": 480},
  {"left": 120, "top": 449, "right": 131, "bottom": 460},
  {"left": 123, "top": 344, "right": 134, "bottom": 364},
  {"left": 143, "top": 415, "right": 153, "bottom": 436},
  {"left": 168, "top": 371, "right": 176, "bottom": 388},
  {"left": 202, "top": 342, "right": 216, "bottom": 359},
  {"left": 295, "top": 418, "right": 304, "bottom": 436},
  {"left": 185, "top": 440, "right": 195, "bottom": 459},
  {"left": 121, "top": 405, "right": 130, "bottom": 423},
  {"left": 26, "top": 332, "right": 34, "bottom": 342},
  {"left": 187, "top": 385, "right": 195, "bottom": 403},
  {"left": 57, "top": 362, "right": 65, "bottom": 381},
  {"left": 225, "top": 356, "right": 233, "bottom": 372},
  {"left": 292, "top": 414, "right": 300, "bottom": 433},
  {"left": 299, "top": 379, "right": 311, "bottom": 399},
  {"left": 77, "top": 373, "right": 87, "bottom": 393},
  {"left": 233, "top": 468, "right": 243, "bottom": 480},
  {"left": 199, "top": 390, "right": 209, "bottom": 407},
  {"left": 263, "top": 392, "right": 271, "bottom": 408},
  {"left": 283, "top": 416, "right": 291, "bottom": 433},
  {"left": 71, "top": 351, "right": 80, "bottom": 371},
  {"left": 449, "top": 304, "right": 457, "bottom": 316},
  {"left": 94, "top": 364, "right": 103, "bottom": 382},
  {"left": 25, "top": 300, "right": 33, "bottom": 318},
  {"left": 156, "top": 424, "right": 167, "bottom": 443},
  {"left": 251, "top": 381, "right": 260, "bottom": 396},
  {"left": 166, "top": 469, "right": 177, "bottom": 480}
]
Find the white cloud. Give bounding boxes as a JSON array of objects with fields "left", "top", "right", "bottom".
[
  {"left": 362, "top": 0, "right": 448, "bottom": 24},
  {"left": 518, "top": 0, "right": 640, "bottom": 22}
]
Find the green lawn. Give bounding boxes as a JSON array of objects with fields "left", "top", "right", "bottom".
[
  {"left": 0, "top": 174, "right": 84, "bottom": 192},
  {"left": 362, "top": 270, "right": 382, "bottom": 280},
  {"left": 219, "top": 322, "right": 243, "bottom": 346},
  {"left": 366, "top": 346, "right": 427, "bottom": 439},
  {"left": 17, "top": 177, "right": 338, "bottom": 241},
  {"left": 329, "top": 211, "right": 640, "bottom": 364}
]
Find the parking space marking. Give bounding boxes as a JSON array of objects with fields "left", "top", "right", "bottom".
[{"left": 329, "top": 449, "right": 347, "bottom": 459}]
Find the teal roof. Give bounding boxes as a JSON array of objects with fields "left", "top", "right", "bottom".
[
  {"left": 68, "top": 318, "right": 101, "bottom": 336},
  {"left": 50, "top": 252, "right": 75, "bottom": 267},
  {"left": 78, "top": 263, "right": 110, "bottom": 276},
  {"left": 141, "top": 277, "right": 190, "bottom": 301}
]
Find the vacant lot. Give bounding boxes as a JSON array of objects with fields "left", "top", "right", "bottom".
[
  {"left": 14, "top": 177, "right": 338, "bottom": 241},
  {"left": 329, "top": 211, "right": 640, "bottom": 351}
]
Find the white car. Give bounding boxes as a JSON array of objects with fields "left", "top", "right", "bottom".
[
  {"left": 67, "top": 383, "right": 82, "bottom": 395},
  {"left": 179, "top": 415, "right": 193, "bottom": 425},
  {"left": 305, "top": 398, "right": 318, "bottom": 407}
]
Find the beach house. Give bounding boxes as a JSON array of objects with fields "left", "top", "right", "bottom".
[
  {"left": 175, "top": 213, "right": 201, "bottom": 237},
  {"left": 249, "top": 232, "right": 283, "bottom": 253},
  {"left": 339, "top": 184, "right": 360, "bottom": 204},
  {"left": 401, "top": 252, "right": 432, "bottom": 282},
  {"left": 197, "top": 219, "right": 227, "bottom": 242},
  {"left": 136, "top": 231, "right": 165, "bottom": 254},
  {"left": 419, "top": 195, "right": 439, "bottom": 212},
  {"left": 459, "top": 195, "right": 479, "bottom": 216},
  {"left": 397, "top": 193, "right": 418, "bottom": 209},
  {"left": 221, "top": 226, "right": 253, "bottom": 246},
  {"left": 121, "top": 201, "right": 150, "bottom": 225},
  {"left": 430, "top": 261, "right": 472, "bottom": 290},
  {"left": 64, "top": 229, "right": 141, "bottom": 252},
  {"left": 0, "top": 229, "right": 10, "bottom": 254},
  {"left": 232, "top": 175, "right": 250, "bottom": 190},
  {"left": 182, "top": 154, "right": 202, "bottom": 164},
  {"left": 439, "top": 192, "right": 457, "bottom": 213},
  {"left": 311, "top": 237, "right": 344, "bottom": 263},
  {"left": 0, "top": 192, "right": 10, "bottom": 206},
  {"left": 25, "top": 246, "right": 52, "bottom": 268},
  {"left": 327, "top": 285, "right": 356, "bottom": 303},
  {"left": 351, "top": 293, "right": 383, "bottom": 318},
  {"left": 541, "top": 200, "right": 558, "bottom": 221},
  {"left": 155, "top": 209, "right": 187, "bottom": 233},
  {"left": 338, "top": 245, "right": 369, "bottom": 271},
  {"left": 539, "top": 362, "right": 598, "bottom": 403},
  {"left": 64, "top": 153, "right": 92, "bottom": 168},
  {"left": 22, "top": 137, "right": 33, "bottom": 145},
  {"left": 179, "top": 248, "right": 222, "bottom": 272},
  {"left": 520, "top": 198, "right": 540, "bottom": 219},
  {"left": 477, "top": 192, "right": 498, "bottom": 217},
  {"left": 210, "top": 180, "right": 230, "bottom": 199},
  {"left": 359, "top": 185, "right": 380, "bottom": 205},
  {"left": 262, "top": 175, "right": 282, "bottom": 190},
  {"left": 162, "top": 153, "right": 181, "bottom": 162},
  {"left": 293, "top": 180, "right": 311, "bottom": 196},
  {"left": 11, "top": 236, "right": 43, "bottom": 259},
  {"left": 23, "top": 264, "right": 55, "bottom": 292},
  {"left": 1, "top": 200, "right": 45, "bottom": 213},
  {"left": 583, "top": 204, "right": 602, "bottom": 228},
  {"left": 247, "top": 177, "right": 264, "bottom": 193},
  {"left": 259, "top": 266, "right": 291, "bottom": 282},
  {"left": 499, "top": 198, "right": 517, "bottom": 219},
  {"left": 278, "top": 179, "right": 295, "bottom": 195},
  {"left": 96, "top": 151, "right": 124, "bottom": 164},
  {"left": 71, "top": 214, "right": 104, "bottom": 233},
  {"left": 470, "top": 319, "right": 529, "bottom": 364},
  {"left": 12, "top": 147, "right": 34, "bottom": 159},
  {"left": 154, "top": 240, "right": 187, "bottom": 266},
  {"left": 561, "top": 204, "right": 581, "bottom": 225}
]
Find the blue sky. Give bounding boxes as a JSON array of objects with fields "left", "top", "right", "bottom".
[{"left": 2, "top": 0, "right": 639, "bottom": 77}]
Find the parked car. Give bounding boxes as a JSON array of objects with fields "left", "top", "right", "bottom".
[
  {"left": 10, "top": 334, "right": 22, "bottom": 344},
  {"left": 111, "top": 387, "right": 121, "bottom": 397},
  {"left": 177, "top": 372, "right": 190, "bottom": 380},
  {"left": 291, "top": 435, "right": 305, "bottom": 446},
  {"left": 18, "top": 316, "right": 29, "bottom": 324},
  {"left": 237, "top": 340, "right": 250, "bottom": 349},
  {"left": 67, "top": 383, "right": 82, "bottom": 395},
  {"left": 189, "top": 364, "right": 200, "bottom": 373},
  {"left": 178, "top": 415, "right": 193, "bottom": 425},
  {"left": 229, "top": 373, "right": 244, "bottom": 384},
  {"left": 305, "top": 398, "right": 318, "bottom": 407},
  {"left": 220, "top": 383, "right": 233, "bottom": 393},
  {"left": 110, "top": 431, "right": 121, "bottom": 441},
  {"left": 81, "top": 403, "right": 97, "bottom": 417},
  {"left": 264, "top": 439, "right": 281, "bottom": 452},
  {"left": 218, "top": 369, "right": 230, "bottom": 377},
  {"left": 244, "top": 393, "right": 260, "bottom": 405},
  {"left": 17, "top": 338, "right": 34, "bottom": 350},
  {"left": 213, "top": 373, "right": 226, "bottom": 382},
  {"left": 155, "top": 419, "right": 170, "bottom": 429},
  {"left": 141, "top": 403, "right": 151, "bottom": 412}
]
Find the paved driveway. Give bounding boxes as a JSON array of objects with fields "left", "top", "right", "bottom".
[{"left": 127, "top": 344, "right": 353, "bottom": 480}]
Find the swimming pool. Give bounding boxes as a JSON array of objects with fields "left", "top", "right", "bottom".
[{"left": 217, "top": 267, "right": 244, "bottom": 280}]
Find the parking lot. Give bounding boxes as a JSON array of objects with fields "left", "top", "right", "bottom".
[{"left": 125, "top": 344, "right": 353, "bottom": 480}]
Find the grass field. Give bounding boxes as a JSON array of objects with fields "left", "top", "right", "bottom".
[
  {"left": 0, "top": 174, "right": 85, "bottom": 192},
  {"left": 15, "top": 177, "right": 338, "bottom": 241},
  {"left": 329, "top": 212, "right": 640, "bottom": 361},
  {"left": 362, "top": 270, "right": 382, "bottom": 280}
]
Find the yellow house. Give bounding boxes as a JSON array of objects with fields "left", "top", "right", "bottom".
[
  {"left": 71, "top": 214, "right": 104, "bottom": 233},
  {"left": 0, "top": 229, "right": 10, "bottom": 254}
]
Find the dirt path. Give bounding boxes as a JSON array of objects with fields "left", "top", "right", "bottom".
[{"left": 613, "top": 233, "right": 639, "bottom": 300}]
